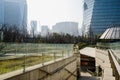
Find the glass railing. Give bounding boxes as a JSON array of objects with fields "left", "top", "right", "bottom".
[
  {"left": 0, "top": 43, "right": 74, "bottom": 75},
  {"left": 109, "top": 42, "right": 120, "bottom": 65},
  {"left": 97, "top": 42, "right": 120, "bottom": 65}
]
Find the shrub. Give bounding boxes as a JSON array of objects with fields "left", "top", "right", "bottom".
[{"left": 77, "top": 42, "right": 87, "bottom": 49}]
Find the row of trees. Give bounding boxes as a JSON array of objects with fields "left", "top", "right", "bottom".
[
  {"left": 0, "top": 24, "right": 100, "bottom": 44},
  {"left": 0, "top": 24, "right": 28, "bottom": 42},
  {"left": 25, "top": 33, "right": 100, "bottom": 44}
]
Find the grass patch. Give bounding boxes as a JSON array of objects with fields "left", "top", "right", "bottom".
[{"left": 0, "top": 55, "right": 61, "bottom": 74}]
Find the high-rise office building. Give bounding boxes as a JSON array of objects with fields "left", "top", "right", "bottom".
[
  {"left": 41, "top": 25, "right": 50, "bottom": 37},
  {"left": 30, "top": 20, "right": 38, "bottom": 37},
  {"left": 0, "top": 0, "right": 4, "bottom": 27},
  {"left": 52, "top": 22, "right": 78, "bottom": 36},
  {"left": 82, "top": 0, "right": 120, "bottom": 36},
  {"left": 0, "top": 0, "right": 27, "bottom": 28}
]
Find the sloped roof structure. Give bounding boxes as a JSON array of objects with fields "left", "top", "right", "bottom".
[
  {"left": 79, "top": 47, "right": 95, "bottom": 58},
  {"left": 100, "top": 27, "right": 120, "bottom": 39}
]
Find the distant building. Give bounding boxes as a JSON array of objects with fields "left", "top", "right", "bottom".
[
  {"left": 78, "top": 28, "right": 82, "bottom": 36},
  {"left": 0, "top": 0, "right": 4, "bottom": 27},
  {"left": 30, "top": 20, "right": 38, "bottom": 37},
  {"left": 41, "top": 25, "right": 50, "bottom": 37},
  {"left": 52, "top": 22, "right": 79, "bottom": 36},
  {"left": 0, "top": 0, "right": 27, "bottom": 29},
  {"left": 82, "top": 0, "right": 120, "bottom": 36}
]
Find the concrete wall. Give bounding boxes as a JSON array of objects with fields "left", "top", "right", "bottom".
[
  {"left": 109, "top": 50, "right": 120, "bottom": 80},
  {"left": 3, "top": 56, "right": 77, "bottom": 80}
]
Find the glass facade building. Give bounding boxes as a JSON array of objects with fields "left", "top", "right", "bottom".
[
  {"left": 4, "top": 0, "right": 27, "bottom": 28},
  {"left": 82, "top": 0, "right": 120, "bottom": 36},
  {"left": 0, "top": 0, "right": 4, "bottom": 26}
]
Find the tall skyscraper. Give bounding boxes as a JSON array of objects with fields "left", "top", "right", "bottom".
[
  {"left": 82, "top": 0, "right": 120, "bottom": 36},
  {"left": 52, "top": 22, "right": 78, "bottom": 36},
  {"left": 30, "top": 20, "right": 38, "bottom": 37},
  {"left": 0, "top": 0, "right": 27, "bottom": 28},
  {"left": 41, "top": 25, "right": 50, "bottom": 37},
  {"left": 0, "top": 0, "right": 4, "bottom": 27}
]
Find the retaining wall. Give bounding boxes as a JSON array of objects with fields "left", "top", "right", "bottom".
[{"left": 1, "top": 56, "right": 77, "bottom": 80}]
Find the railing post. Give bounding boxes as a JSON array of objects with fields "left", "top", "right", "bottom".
[
  {"left": 54, "top": 52, "right": 56, "bottom": 61},
  {"left": 62, "top": 51, "right": 64, "bottom": 58},
  {"left": 23, "top": 55, "right": 26, "bottom": 73},
  {"left": 42, "top": 53, "right": 44, "bottom": 66},
  {"left": 68, "top": 50, "right": 69, "bottom": 57}
]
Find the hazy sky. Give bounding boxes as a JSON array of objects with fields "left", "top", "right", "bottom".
[{"left": 27, "top": 0, "right": 83, "bottom": 30}]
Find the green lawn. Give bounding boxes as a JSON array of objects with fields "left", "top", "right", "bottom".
[
  {"left": 0, "top": 43, "right": 73, "bottom": 74},
  {"left": 0, "top": 55, "right": 60, "bottom": 74}
]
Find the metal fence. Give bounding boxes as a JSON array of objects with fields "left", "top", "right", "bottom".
[{"left": 0, "top": 43, "right": 74, "bottom": 75}]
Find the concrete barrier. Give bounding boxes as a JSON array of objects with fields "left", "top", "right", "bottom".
[
  {"left": 0, "top": 55, "right": 77, "bottom": 80},
  {"left": 109, "top": 50, "right": 120, "bottom": 80}
]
